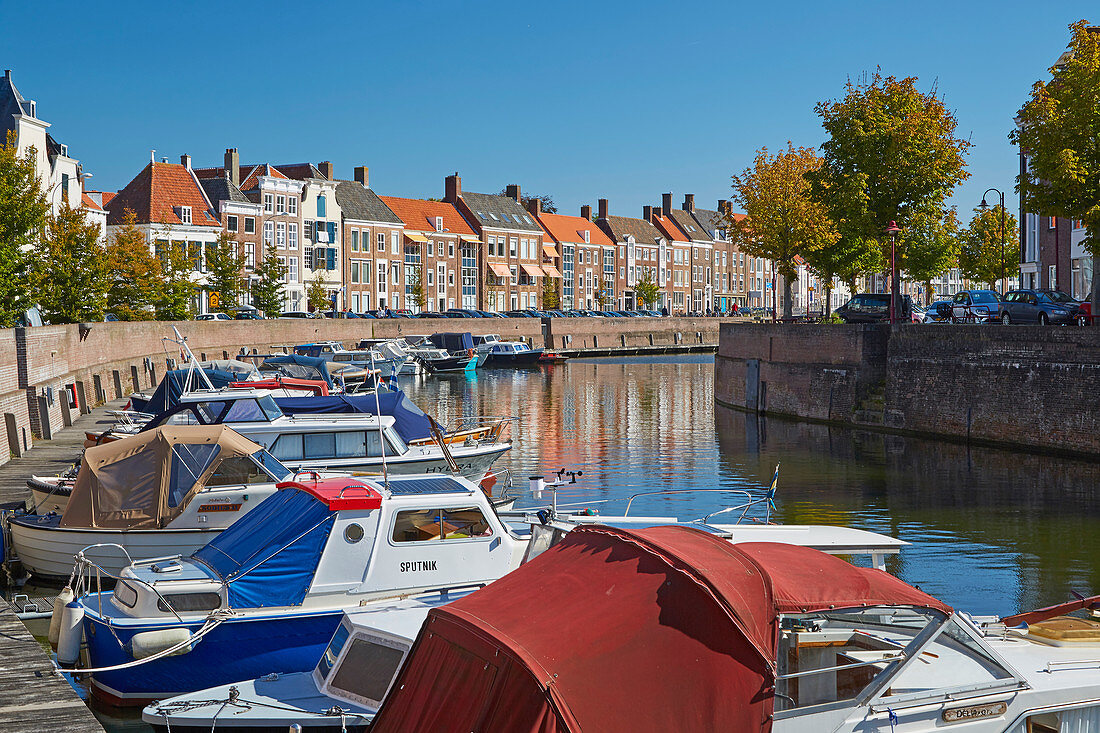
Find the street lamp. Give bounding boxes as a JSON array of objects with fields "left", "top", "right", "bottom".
[
  {"left": 978, "top": 188, "right": 1007, "bottom": 297},
  {"left": 885, "top": 220, "right": 901, "bottom": 324}
]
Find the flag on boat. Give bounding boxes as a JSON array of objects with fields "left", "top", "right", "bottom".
[{"left": 766, "top": 463, "right": 779, "bottom": 512}]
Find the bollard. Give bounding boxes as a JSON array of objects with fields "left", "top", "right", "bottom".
[
  {"left": 36, "top": 395, "right": 52, "bottom": 440},
  {"left": 59, "top": 387, "right": 73, "bottom": 428},
  {"left": 4, "top": 413, "right": 22, "bottom": 458},
  {"left": 92, "top": 374, "right": 104, "bottom": 404},
  {"left": 112, "top": 370, "right": 123, "bottom": 399},
  {"left": 131, "top": 365, "right": 140, "bottom": 392},
  {"left": 223, "top": 350, "right": 229, "bottom": 360},
  {"left": 75, "top": 380, "right": 90, "bottom": 414}
]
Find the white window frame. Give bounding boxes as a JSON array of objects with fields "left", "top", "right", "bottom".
[
  {"left": 180, "top": 206, "right": 192, "bottom": 225},
  {"left": 263, "top": 221, "right": 274, "bottom": 245},
  {"left": 264, "top": 194, "right": 274, "bottom": 213}
]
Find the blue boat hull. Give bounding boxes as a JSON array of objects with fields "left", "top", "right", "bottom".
[{"left": 84, "top": 606, "right": 343, "bottom": 706}]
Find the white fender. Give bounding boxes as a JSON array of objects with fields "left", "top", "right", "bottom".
[
  {"left": 127, "top": 628, "right": 194, "bottom": 660},
  {"left": 56, "top": 601, "right": 84, "bottom": 666},
  {"left": 48, "top": 586, "right": 74, "bottom": 650}
]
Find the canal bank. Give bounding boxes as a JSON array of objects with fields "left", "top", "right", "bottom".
[{"left": 715, "top": 322, "right": 1100, "bottom": 458}]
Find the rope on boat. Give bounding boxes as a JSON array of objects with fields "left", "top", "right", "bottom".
[
  {"left": 65, "top": 609, "right": 235, "bottom": 674},
  {"left": 150, "top": 687, "right": 366, "bottom": 732}
]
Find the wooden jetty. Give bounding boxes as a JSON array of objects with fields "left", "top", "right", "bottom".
[{"left": 0, "top": 402, "right": 123, "bottom": 733}]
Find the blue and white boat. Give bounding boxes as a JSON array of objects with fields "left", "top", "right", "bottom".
[
  {"left": 69, "top": 473, "right": 528, "bottom": 706},
  {"left": 473, "top": 334, "right": 544, "bottom": 367}
]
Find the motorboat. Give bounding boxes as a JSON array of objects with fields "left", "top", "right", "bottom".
[
  {"left": 368, "top": 524, "right": 1100, "bottom": 733},
  {"left": 472, "top": 334, "right": 544, "bottom": 367},
  {"left": 356, "top": 338, "right": 424, "bottom": 376},
  {"left": 294, "top": 342, "right": 397, "bottom": 380},
  {"left": 428, "top": 332, "right": 484, "bottom": 369},
  {"left": 6, "top": 425, "right": 295, "bottom": 578},
  {"left": 402, "top": 335, "right": 476, "bottom": 374},
  {"left": 142, "top": 589, "right": 472, "bottom": 732},
  {"left": 68, "top": 473, "right": 530, "bottom": 705}
]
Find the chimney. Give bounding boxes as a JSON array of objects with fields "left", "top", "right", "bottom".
[
  {"left": 150, "top": 149, "right": 156, "bottom": 164},
  {"left": 662, "top": 193, "right": 673, "bottom": 214},
  {"left": 526, "top": 198, "right": 541, "bottom": 216},
  {"left": 354, "top": 166, "right": 369, "bottom": 188},
  {"left": 598, "top": 198, "right": 608, "bottom": 220},
  {"left": 445, "top": 172, "right": 462, "bottom": 202},
  {"left": 683, "top": 193, "right": 695, "bottom": 212},
  {"left": 318, "top": 161, "right": 334, "bottom": 180},
  {"left": 180, "top": 153, "right": 192, "bottom": 170},
  {"left": 643, "top": 205, "right": 653, "bottom": 221},
  {"left": 654, "top": 205, "right": 663, "bottom": 219},
  {"left": 224, "top": 148, "right": 239, "bottom": 187},
  {"left": 718, "top": 199, "right": 731, "bottom": 215},
  {"left": 580, "top": 204, "right": 592, "bottom": 220},
  {"left": 505, "top": 184, "right": 521, "bottom": 202}
]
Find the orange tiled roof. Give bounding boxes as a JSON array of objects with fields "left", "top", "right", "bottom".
[
  {"left": 653, "top": 214, "right": 690, "bottom": 243},
  {"left": 100, "top": 192, "right": 116, "bottom": 207},
  {"left": 536, "top": 212, "right": 613, "bottom": 247},
  {"left": 105, "top": 161, "right": 220, "bottom": 227},
  {"left": 378, "top": 195, "right": 476, "bottom": 236},
  {"left": 80, "top": 192, "right": 103, "bottom": 211}
]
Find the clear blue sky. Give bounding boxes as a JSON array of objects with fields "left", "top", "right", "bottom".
[{"left": 6, "top": 0, "right": 1096, "bottom": 219}]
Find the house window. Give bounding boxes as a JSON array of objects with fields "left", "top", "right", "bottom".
[
  {"left": 520, "top": 239, "right": 528, "bottom": 259},
  {"left": 276, "top": 195, "right": 286, "bottom": 214},
  {"left": 276, "top": 222, "right": 286, "bottom": 247},
  {"left": 317, "top": 195, "right": 327, "bottom": 217},
  {"left": 583, "top": 230, "right": 590, "bottom": 243},
  {"left": 377, "top": 233, "right": 385, "bottom": 252},
  {"left": 378, "top": 261, "right": 387, "bottom": 291},
  {"left": 438, "top": 264, "right": 446, "bottom": 294},
  {"left": 448, "top": 270, "right": 454, "bottom": 285},
  {"left": 428, "top": 240, "right": 435, "bottom": 257},
  {"left": 351, "top": 261, "right": 360, "bottom": 284},
  {"left": 288, "top": 223, "right": 298, "bottom": 249},
  {"left": 264, "top": 194, "right": 274, "bottom": 213},
  {"left": 226, "top": 215, "right": 238, "bottom": 232},
  {"left": 244, "top": 242, "right": 255, "bottom": 268},
  {"left": 278, "top": 255, "right": 287, "bottom": 281},
  {"left": 244, "top": 217, "right": 255, "bottom": 234},
  {"left": 263, "top": 221, "right": 274, "bottom": 245},
  {"left": 351, "top": 230, "right": 359, "bottom": 252},
  {"left": 427, "top": 269, "right": 434, "bottom": 286},
  {"left": 288, "top": 197, "right": 297, "bottom": 215},
  {"left": 448, "top": 242, "right": 454, "bottom": 258},
  {"left": 510, "top": 266, "right": 517, "bottom": 285},
  {"left": 509, "top": 238, "right": 517, "bottom": 257},
  {"left": 289, "top": 256, "right": 299, "bottom": 283},
  {"left": 435, "top": 217, "right": 443, "bottom": 232},
  {"left": 392, "top": 263, "right": 400, "bottom": 285},
  {"left": 180, "top": 206, "right": 192, "bottom": 225},
  {"left": 392, "top": 232, "right": 399, "bottom": 255},
  {"left": 304, "top": 220, "right": 314, "bottom": 242}
]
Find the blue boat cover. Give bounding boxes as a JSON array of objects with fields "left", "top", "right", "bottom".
[
  {"left": 193, "top": 488, "right": 335, "bottom": 609},
  {"left": 260, "top": 354, "right": 334, "bottom": 388},
  {"left": 134, "top": 369, "right": 238, "bottom": 414},
  {"left": 275, "top": 391, "right": 434, "bottom": 442},
  {"left": 428, "top": 332, "right": 474, "bottom": 353}
]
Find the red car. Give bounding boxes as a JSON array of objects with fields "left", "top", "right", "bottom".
[{"left": 1080, "top": 293, "right": 1092, "bottom": 325}]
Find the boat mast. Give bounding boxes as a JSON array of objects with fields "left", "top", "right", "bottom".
[{"left": 167, "top": 325, "right": 216, "bottom": 391}]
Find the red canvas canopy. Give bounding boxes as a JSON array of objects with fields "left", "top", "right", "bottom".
[{"left": 371, "top": 524, "right": 950, "bottom": 733}]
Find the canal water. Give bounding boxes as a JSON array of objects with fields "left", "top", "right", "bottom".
[{"left": 45, "top": 355, "right": 1100, "bottom": 730}]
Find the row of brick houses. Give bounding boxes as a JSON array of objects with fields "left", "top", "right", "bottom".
[{"left": 101, "top": 152, "right": 782, "bottom": 315}]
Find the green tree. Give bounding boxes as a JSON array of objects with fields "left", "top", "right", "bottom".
[
  {"left": 32, "top": 202, "right": 109, "bottom": 323},
  {"left": 960, "top": 204, "right": 1018, "bottom": 291},
  {"left": 1012, "top": 19, "right": 1100, "bottom": 314},
  {"left": 634, "top": 269, "right": 660, "bottom": 309},
  {"left": 901, "top": 207, "right": 961, "bottom": 304},
  {"left": 497, "top": 188, "right": 557, "bottom": 214},
  {"left": 811, "top": 71, "right": 971, "bottom": 316},
  {"left": 251, "top": 243, "right": 286, "bottom": 316},
  {"left": 804, "top": 235, "right": 883, "bottom": 313},
  {"left": 409, "top": 263, "right": 426, "bottom": 311},
  {"left": 105, "top": 209, "right": 161, "bottom": 320},
  {"left": 205, "top": 232, "right": 245, "bottom": 311},
  {"left": 306, "top": 268, "right": 330, "bottom": 312},
  {"left": 725, "top": 143, "right": 837, "bottom": 318},
  {"left": 0, "top": 130, "right": 49, "bottom": 326},
  {"left": 155, "top": 224, "right": 196, "bottom": 320}
]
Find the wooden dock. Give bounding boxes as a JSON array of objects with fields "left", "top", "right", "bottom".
[
  {"left": 0, "top": 402, "right": 123, "bottom": 733},
  {"left": 559, "top": 343, "right": 717, "bottom": 358}
]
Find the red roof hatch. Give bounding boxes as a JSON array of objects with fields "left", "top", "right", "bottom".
[{"left": 277, "top": 476, "right": 383, "bottom": 511}]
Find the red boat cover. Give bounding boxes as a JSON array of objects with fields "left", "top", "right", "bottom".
[{"left": 371, "top": 525, "right": 950, "bottom": 733}]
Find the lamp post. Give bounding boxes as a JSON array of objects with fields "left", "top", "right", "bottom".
[
  {"left": 885, "top": 220, "right": 901, "bottom": 324},
  {"left": 978, "top": 188, "right": 1007, "bottom": 297}
]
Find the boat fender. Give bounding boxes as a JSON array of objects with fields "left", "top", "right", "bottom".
[
  {"left": 48, "top": 586, "right": 75, "bottom": 650},
  {"left": 56, "top": 601, "right": 84, "bottom": 666},
  {"left": 127, "top": 628, "right": 194, "bottom": 660}
]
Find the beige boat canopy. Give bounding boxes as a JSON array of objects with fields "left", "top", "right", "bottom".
[{"left": 61, "top": 425, "right": 267, "bottom": 530}]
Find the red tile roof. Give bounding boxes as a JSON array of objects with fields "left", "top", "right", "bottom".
[
  {"left": 105, "top": 161, "right": 221, "bottom": 227},
  {"left": 100, "top": 192, "right": 116, "bottom": 207},
  {"left": 652, "top": 214, "right": 690, "bottom": 243},
  {"left": 194, "top": 163, "right": 290, "bottom": 192},
  {"left": 378, "top": 195, "right": 476, "bottom": 236},
  {"left": 80, "top": 192, "right": 103, "bottom": 211},
  {"left": 536, "top": 212, "right": 613, "bottom": 247}
]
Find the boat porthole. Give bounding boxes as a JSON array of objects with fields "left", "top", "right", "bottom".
[{"left": 344, "top": 523, "right": 364, "bottom": 543}]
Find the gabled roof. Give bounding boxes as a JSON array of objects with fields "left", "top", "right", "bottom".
[
  {"left": 106, "top": 161, "right": 221, "bottom": 227},
  {"left": 460, "top": 191, "right": 543, "bottom": 233},
  {"left": 274, "top": 162, "right": 326, "bottom": 181},
  {"left": 537, "top": 212, "right": 613, "bottom": 247},
  {"left": 693, "top": 207, "right": 744, "bottom": 240},
  {"left": 198, "top": 175, "right": 251, "bottom": 206},
  {"left": 652, "top": 214, "right": 691, "bottom": 243},
  {"left": 80, "top": 192, "right": 103, "bottom": 212},
  {"left": 378, "top": 195, "right": 476, "bottom": 236},
  {"left": 667, "top": 208, "right": 711, "bottom": 243},
  {"left": 599, "top": 214, "right": 665, "bottom": 246},
  {"left": 240, "top": 164, "right": 290, "bottom": 191},
  {"left": 0, "top": 70, "right": 34, "bottom": 143},
  {"left": 335, "top": 181, "right": 403, "bottom": 225}
]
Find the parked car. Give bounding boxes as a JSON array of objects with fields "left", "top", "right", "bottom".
[
  {"left": 442, "top": 309, "right": 477, "bottom": 318},
  {"left": 834, "top": 293, "right": 913, "bottom": 323},
  {"left": 322, "top": 310, "right": 362, "bottom": 319},
  {"left": 417, "top": 311, "right": 450, "bottom": 319},
  {"left": 936, "top": 290, "right": 1002, "bottom": 323},
  {"left": 476, "top": 310, "right": 507, "bottom": 318},
  {"left": 1078, "top": 293, "right": 1092, "bottom": 326},
  {"left": 923, "top": 299, "right": 952, "bottom": 323},
  {"left": 234, "top": 310, "right": 264, "bottom": 320},
  {"left": 999, "top": 289, "right": 1080, "bottom": 325},
  {"left": 195, "top": 312, "right": 233, "bottom": 321},
  {"left": 279, "top": 311, "right": 323, "bottom": 319}
]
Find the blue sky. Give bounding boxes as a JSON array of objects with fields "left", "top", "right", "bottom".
[{"left": 6, "top": 1, "right": 1096, "bottom": 219}]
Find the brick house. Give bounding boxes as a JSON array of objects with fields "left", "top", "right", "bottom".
[
  {"left": 595, "top": 199, "right": 667, "bottom": 311},
  {"left": 275, "top": 162, "right": 343, "bottom": 311},
  {"left": 335, "top": 168, "right": 406, "bottom": 313},
  {"left": 535, "top": 206, "right": 613, "bottom": 310},
  {"left": 677, "top": 195, "right": 747, "bottom": 312},
  {"left": 648, "top": 206, "right": 694, "bottom": 313},
  {"left": 661, "top": 193, "right": 717, "bottom": 312},
  {"left": 378, "top": 194, "right": 476, "bottom": 312},
  {"left": 444, "top": 174, "right": 546, "bottom": 311},
  {"left": 105, "top": 153, "right": 223, "bottom": 313},
  {"left": 196, "top": 172, "right": 261, "bottom": 308}
]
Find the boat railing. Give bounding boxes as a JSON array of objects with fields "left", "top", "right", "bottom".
[{"left": 620, "top": 488, "right": 776, "bottom": 524}]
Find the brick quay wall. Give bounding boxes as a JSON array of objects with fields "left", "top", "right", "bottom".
[
  {"left": 715, "top": 323, "right": 1100, "bottom": 456},
  {"left": 0, "top": 316, "right": 727, "bottom": 465}
]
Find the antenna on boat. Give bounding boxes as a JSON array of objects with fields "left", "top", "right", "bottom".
[
  {"left": 166, "top": 325, "right": 215, "bottom": 391},
  {"left": 368, "top": 350, "right": 391, "bottom": 493}
]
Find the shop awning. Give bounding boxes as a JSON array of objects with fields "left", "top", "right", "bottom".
[
  {"left": 521, "top": 263, "right": 545, "bottom": 277},
  {"left": 404, "top": 232, "right": 428, "bottom": 242},
  {"left": 541, "top": 264, "right": 562, "bottom": 278},
  {"left": 489, "top": 262, "right": 511, "bottom": 278},
  {"left": 542, "top": 244, "right": 558, "bottom": 258},
  {"left": 459, "top": 234, "right": 480, "bottom": 243}
]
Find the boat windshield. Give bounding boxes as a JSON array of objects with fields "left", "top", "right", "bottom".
[
  {"left": 251, "top": 450, "right": 293, "bottom": 481},
  {"left": 317, "top": 621, "right": 351, "bottom": 679},
  {"left": 327, "top": 633, "right": 410, "bottom": 708},
  {"left": 256, "top": 394, "right": 284, "bottom": 420}
]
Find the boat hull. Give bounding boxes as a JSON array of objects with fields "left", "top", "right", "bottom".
[
  {"left": 483, "top": 350, "right": 545, "bottom": 367},
  {"left": 264, "top": 443, "right": 509, "bottom": 483},
  {"left": 27, "top": 476, "right": 72, "bottom": 514},
  {"left": 85, "top": 608, "right": 344, "bottom": 706}
]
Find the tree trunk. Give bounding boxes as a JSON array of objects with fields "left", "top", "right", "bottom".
[
  {"left": 923, "top": 280, "right": 932, "bottom": 306},
  {"left": 824, "top": 280, "right": 833, "bottom": 318},
  {"left": 782, "top": 275, "right": 794, "bottom": 319},
  {"left": 1092, "top": 255, "right": 1100, "bottom": 326}
]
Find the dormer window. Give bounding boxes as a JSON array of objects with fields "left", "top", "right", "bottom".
[
  {"left": 435, "top": 216, "right": 443, "bottom": 232},
  {"left": 583, "top": 230, "right": 590, "bottom": 243},
  {"left": 180, "top": 206, "right": 192, "bottom": 225}
]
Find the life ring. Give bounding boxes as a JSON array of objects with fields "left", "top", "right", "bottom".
[{"left": 467, "top": 348, "right": 475, "bottom": 357}]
